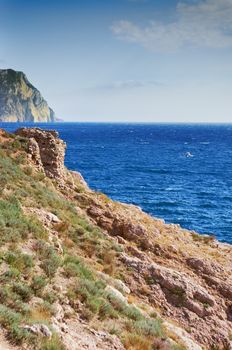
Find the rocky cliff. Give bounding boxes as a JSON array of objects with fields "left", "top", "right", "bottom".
[
  {"left": 0, "top": 69, "right": 55, "bottom": 122},
  {"left": 0, "top": 128, "right": 231, "bottom": 350}
]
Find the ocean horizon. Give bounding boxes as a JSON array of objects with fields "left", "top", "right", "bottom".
[{"left": 2, "top": 122, "right": 232, "bottom": 244}]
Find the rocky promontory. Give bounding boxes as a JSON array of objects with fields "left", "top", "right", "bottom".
[
  {"left": 0, "top": 127, "right": 231, "bottom": 350},
  {"left": 0, "top": 69, "right": 55, "bottom": 122}
]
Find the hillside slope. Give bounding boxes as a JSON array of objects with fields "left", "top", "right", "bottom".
[
  {"left": 0, "top": 69, "right": 55, "bottom": 122},
  {"left": 0, "top": 127, "right": 231, "bottom": 350}
]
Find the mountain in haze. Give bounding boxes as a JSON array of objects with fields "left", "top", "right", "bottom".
[{"left": 0, "top": 69, "right": 55, "bottom": 122}]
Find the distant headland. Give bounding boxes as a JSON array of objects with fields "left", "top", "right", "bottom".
[{"left": 0, "top": 68, "right": 55, "bottom": 122}]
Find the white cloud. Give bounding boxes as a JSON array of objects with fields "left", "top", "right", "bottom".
[
  {"left": 88, "top": 79, "right": 163, "bottom": 92},
  {"left": 103, "top": 79, "right": 162, "bottom": 89},
  {"left": 111, "top": 0, "right": 232, "bottom": 51}
]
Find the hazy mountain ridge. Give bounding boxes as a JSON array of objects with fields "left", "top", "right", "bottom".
[{"left": 0, "top": 69, "right": 55, "bottom": 122}]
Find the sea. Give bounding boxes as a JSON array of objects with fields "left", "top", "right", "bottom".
[{"left": 1, "top": 122, "right": 232, "bottom": 244}]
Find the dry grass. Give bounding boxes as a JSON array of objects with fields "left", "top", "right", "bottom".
[
  {"left": 30, "top": 304, "right": 52, "bottom": 322},
  {"left": 123, "top": 332, "right": 152, "bottom": 350},
  {"left": 101, "top": 250, "right": 117, "bottom": 276},
  {"left": 63, "top": 237, "right": 75, "bottom": 249}
]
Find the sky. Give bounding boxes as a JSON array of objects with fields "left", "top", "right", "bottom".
[{"left": 0, "top": 0, "right": 232, "bottom": 122}]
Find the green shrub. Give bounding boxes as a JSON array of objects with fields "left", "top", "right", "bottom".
[
  {"left": 5, "top": 250, "right": 33, "bottom": 273},
  {"left": 31, "top": 276, "right": 47, "bottom": 295},
  {"left": 98, "top": 300, "right": 118, "bottom": 320},
  {"left": 63, "top": 256, "right": 93, "bottom": 280},
  {"left": 40, "top": 334, "right": 66, "bottom": 350},
  {"left": 106, "top": 293, "right": 127, "bottom": 314},
  {"left": 12, "top": 283, "right": 33, "bottom": 302},
  {"left": 0, "top": 197, "right": 45, "bottom": 244},
  {"left": 125, "top": 305, "right": 143, "bottom": 321},
  {"left": 43, "top": 291, "right": 57, "bottom": 304},
  {"left": 0, "top": 284, "right": 30, "bottom": 315},
  {"left": 133, "top": 319, "right": 164, "bottom": 338},
  {"left": 0, "top": 285, "right": 13, "bottom": 304},
  {"left": 0, "top": 198, "right": 31, "bottom": 243},
  {"left": 0, "top": 305, "right": 21, "bottom": 328},
  {"left": 2, "top": 267, "right": 21, "bottom": 280},
  {"left": 7, "top": 323, "right": 32, "bottom": 345},
  {"left": 36, "top": 242, "right": 61, "bottom": 278},
  {"left": 41, "top": 254, "right": 61, "bottom": 278},
  {"left": 14, "top": 153, "right": 27, "bottom": 165}
]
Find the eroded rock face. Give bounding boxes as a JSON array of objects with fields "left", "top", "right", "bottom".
[
  {"left": 15, "top": 127, "right": 66, "bottom": 180},
  {"left": 87, "top": 204, "right": 154, "bottom": 249},
  {"left": 120, "top": 253, "right": 232, "bottom": 347}
]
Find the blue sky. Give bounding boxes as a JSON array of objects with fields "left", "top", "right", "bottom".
[{"left": 1, "top": 0, "right": 232, "bottom": 122}]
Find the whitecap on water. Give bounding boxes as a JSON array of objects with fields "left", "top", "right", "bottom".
[
  {"left": 185, "top": 152, "right": 193, "bottom": 158},
  {"left": 165, "top": 187, "right": 182, "bottom": 191}
]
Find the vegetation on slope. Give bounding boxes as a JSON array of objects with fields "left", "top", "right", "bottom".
[{"left": 0, "top": 130, "right": 185, "bottom": 350}]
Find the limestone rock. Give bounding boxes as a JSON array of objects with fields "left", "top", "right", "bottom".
[
  {"left": 164, "top": 321, "right": 203, "bottom": 350},
  {"left": 97, "top": 272, "right": 130, "bottom": 295},
  {"left": 27, "top": 137, "right": 44, "bottom": 172},
  {"left": 23, "top": 324, "right": 52, "bottom": 338},
  {"left": 105, "top": 285, "right": 128, "bottom": 304},
  {"left": 111, "top": 218, "right": 153, "bottom": 249},
  {"left": 25, "top": 207, "right": 60, "bottom": 227},
  {"left": 15, "top": 127, "right": 66, "bottom": 180}
]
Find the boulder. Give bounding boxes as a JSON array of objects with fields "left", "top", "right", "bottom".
[
  {"left": 105, "top": 285, "right": 128, "bottom": 304},
  {"left": 111, "top": 218, "right": 153, "bottom": 249}
]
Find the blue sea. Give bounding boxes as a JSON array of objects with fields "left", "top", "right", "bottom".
[{"left": 1, "top": 122, "right": 232, "bottom": 244}]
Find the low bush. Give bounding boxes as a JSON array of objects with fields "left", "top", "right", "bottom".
[
  {"left": 36, "top": 242, "right": 61, "bottom": 277},
  {"left": 0, "top": 304, "right": 31, "bottom": 344},
  {"left": 4, "top": 250, "right": 33, "bottom": 273},
  {"left": 63, "top": 255, "right": 93, "bottom": 280},
  {"left": 133, "top": 319, "right": 164, "bottom": 338},
  {"left": 31, "top": 276, "right": 47, "bottom": 295},
  {"left": 0, "top": 305, "right": 21, "bottom": 328},
  {"left": 41, "top": 254, "right": 61, "bottom": 278},
  {"left": 12, "top": 283, "right": 33, "bottom": 302},
  {"left": 40, "top": 334, "right": 67, "bottom": 350},
  {"left": 0, "top": 197, "right": 42, "bottom": 244}
]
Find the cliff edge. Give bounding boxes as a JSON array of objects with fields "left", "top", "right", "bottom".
[
  {"left": 0, "top": 69, "right": 55, "bottom": 122},
  {"left": 0, "top": 128, "right": 231, "bottom": 350}
]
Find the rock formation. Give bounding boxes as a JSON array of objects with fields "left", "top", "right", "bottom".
[
  {"left": 0, "top": 127, "right": 231, "bottom": 350},
  {"left": 0, "top": 69, "right": 55, "bottom": 122},
  {"left": 15, "top": 127, "right": 66, "bottom": 180}
]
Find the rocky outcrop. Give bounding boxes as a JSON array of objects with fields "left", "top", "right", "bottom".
[
  {"left": 120, "top": 253, "right": 232, "bottom": 347},
  {"left": 84, "top": 194, "right": 232, "bottom": 348},
  {"left": 0, "top": 69, "right": 55, "bottom": 122},
  {"left": 15, "top": 127, "right": 66, "bottom": 180}
]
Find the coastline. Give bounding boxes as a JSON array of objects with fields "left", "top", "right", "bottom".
[
  {"left": 1, "top": 122, "right": 231, "bottom": 245},
  {"left": 0, "top": 127, "right": 231, "bottom": 349}
]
